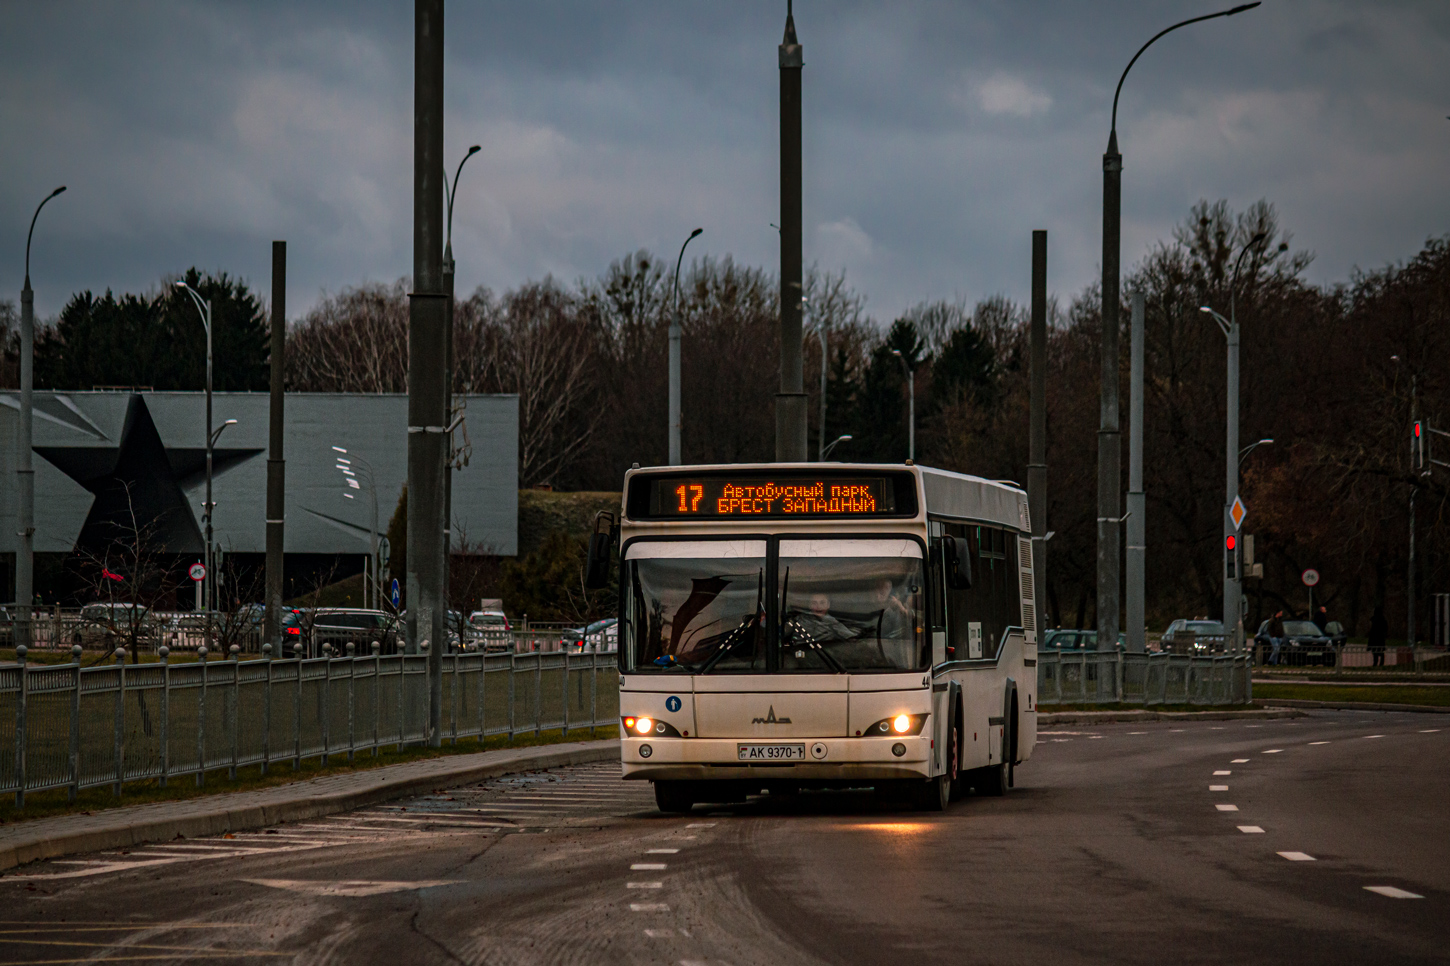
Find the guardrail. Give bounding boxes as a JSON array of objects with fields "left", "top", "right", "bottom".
[
  {"left": 1037, "top": 648, "right": 1252, "bottom": 706},
  {"left": 1, "top": 644, "right": 620, "bottom": 807}
]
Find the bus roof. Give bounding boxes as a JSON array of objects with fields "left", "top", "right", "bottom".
[{"left": 621, "top": 462, "right": 1027, "bottom": 532}]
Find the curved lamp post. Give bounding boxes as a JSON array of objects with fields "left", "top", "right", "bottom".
[
  {"left": 669, "top": 228, "right": 704, "bottom": 465},
  {"left": 16, "top": 186, "right": 66, "bottom": 647},
  {"left": 821, "top": 434, "right": 852, "bottom": 460},
  {"left": 1098, "top": 2, "right": 1260, "bottom": 654},
  {"left": 175, "top": 281, "right": 225, "bottom": 646}
]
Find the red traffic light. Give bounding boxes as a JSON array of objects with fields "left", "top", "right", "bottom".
[
  {"left": 1415, "top": 421, "right": 1422, "bottom": 437},
  {"left": 1225, "top": 535, "right": 1237, "bottom": 551}
]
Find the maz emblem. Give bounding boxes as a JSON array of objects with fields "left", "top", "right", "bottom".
[{"left": 752, "top": 705, "right": 792, "bottom": 725}]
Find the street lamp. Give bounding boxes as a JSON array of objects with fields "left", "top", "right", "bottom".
[
  {"left": 1199, "top": 229, "right": 1273, "bottom": 646},
  {"left": 16, "top": 185, "right": 66, "bottom": 648},
  {"left": 669, "top": 227, "right": 704, "bottom": 465},
  {"left": 821, "top": 434, "right": 852, "bottom": 460},
  {"left": 1239, "top": 438, "right": 1273, "bottom": 467},
  {"left": 441, "top": 145, "right": 480, "bottom": 636},
  {"left": 890, "top": 349, "right": 915, "bottom": 462},
  {"left": 1099, "top": 2, "right": 1260, "bottom": 654},
  {"left": 333, "top": 446, "right": 379, "bottom": 610},
  {"left": 174, "top": 280, "right": 221, "bottom": 646}
]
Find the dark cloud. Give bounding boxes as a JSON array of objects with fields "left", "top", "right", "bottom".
[{"left": 2, "top": 1, "right": 1446, "bottom": 326}]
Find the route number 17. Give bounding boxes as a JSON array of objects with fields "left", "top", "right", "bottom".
[{"left": 676, "top": 485, "right": 705, "bottom": 512}]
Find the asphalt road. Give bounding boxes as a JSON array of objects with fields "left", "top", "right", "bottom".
[{"left": 3, "top": 710, "right": 1446, "bottom": 965}]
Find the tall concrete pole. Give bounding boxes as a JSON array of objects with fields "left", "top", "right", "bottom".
[
  {"left": 1028, "top": 231, "right": 1049, "bottom": 631},
  {"left": 1224, "top": 289, "right": 1242, "bottom": 644},
  {"left": 775, "top": 2, "right": 807, "bottom": 462},
  {"left": 1097, "top": 129, "right": 1122, "bottom": 652},
  {"left": 408, "top": 0, "right": 448, "bottom": 745},
  {"left": 1126, "top": 290, "right": 1146, "bottom": 652},
  {"left": 16, "top": 186, "right": 64, "bottom": 646},
  {"left": 265, "top": 241, "right": 286, "bottom": 650}
]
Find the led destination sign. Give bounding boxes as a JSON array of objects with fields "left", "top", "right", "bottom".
[{"left": 645, "top": 476, "right": 899, "bottom": 518}]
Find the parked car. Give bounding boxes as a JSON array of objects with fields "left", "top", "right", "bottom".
[
  {"left": 72, "top": 602, "right": 160, "bottom": 649},
  {"left": 563, "top": 618, "right": 618, "bottom": 653},
  {"left": 1161, "top": 619, "right": 1228, "bottom": 654},
  {"left": 467, "top": 609, "right": 513, "bottom": 651},
  {"left": 1039, "top": 629, "right": 1126, "bottom": 651},
  {"left": 1253, "top": 619, "right": 1337, "bottom": 667},
  {"left": 310, "top": 608, "right": 402, "bottom": 656}
]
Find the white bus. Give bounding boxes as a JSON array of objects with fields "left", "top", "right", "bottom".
[{"left": 588, "top": 462, "right": 1038, "bottom": 812}]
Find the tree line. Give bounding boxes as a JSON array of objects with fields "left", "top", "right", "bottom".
[{"left": 6, "top": 201, "right": 1447, "bottom": 641}]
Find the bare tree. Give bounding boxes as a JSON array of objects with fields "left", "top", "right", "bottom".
[{"left": 287, "top": 280, "right": 409, "bottom": 393}]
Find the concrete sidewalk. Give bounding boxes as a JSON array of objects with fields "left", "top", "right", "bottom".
[{"left": 0, "top": 739, "right": 618, "bottom": 873}]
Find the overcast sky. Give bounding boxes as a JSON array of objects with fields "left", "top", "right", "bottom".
[{"left": 2, "top": 1, "right": 1447, "bottom": 326}]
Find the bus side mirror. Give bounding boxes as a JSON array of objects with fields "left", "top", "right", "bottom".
[
  {"left": 944, "top": 536, "right": 973, "bottom": 590},
  {"left": 584, "top": 511, "right": 617, "bottom": 590}
]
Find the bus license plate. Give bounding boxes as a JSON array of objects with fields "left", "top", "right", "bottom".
[{"left": 737, "top": 743, "right": 805, "bottom": 762}]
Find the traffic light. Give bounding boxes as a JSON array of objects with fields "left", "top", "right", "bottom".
[{"left": 1225, "top": 533, "right": 1239, "bottom": 580}]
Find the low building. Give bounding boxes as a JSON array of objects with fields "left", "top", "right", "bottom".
[{"left": 0, "top": 391, "right": 518, "bottom": 605}]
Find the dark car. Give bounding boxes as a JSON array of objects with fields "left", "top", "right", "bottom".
[
  {"left": 310, "top": 608, "right": 403, "bottom": 656},
  {"left": 1039, "top": 629, "right": 1126, "bottom": 651},
  {"left": 1161, "top": 619, "right": 1228, "bottom": 654},
  {"left": 1254, "top": 619, "right": 1337, "bottom": 667}
]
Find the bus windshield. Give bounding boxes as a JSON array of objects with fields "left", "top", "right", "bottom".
[
  {"left": 625, "top": 541, "right": 768, "bottom": 672},
  {"left": 622, "top": 537, "right": 926, "bottom": 673},
  {"left": 778, "top": 539, "right": 925, "bottom": 671}
]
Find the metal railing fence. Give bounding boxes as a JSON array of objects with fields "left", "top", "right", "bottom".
[
  {"left": 1037, "top": 648, "right": 1251, "bottom": 706},
  {"left": 2, "top": 644, "right": 619, "bottom": 807}
]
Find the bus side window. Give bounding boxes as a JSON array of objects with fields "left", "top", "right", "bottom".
[{"left": 928, "top": 540, "right": 947, "bottom": 634}]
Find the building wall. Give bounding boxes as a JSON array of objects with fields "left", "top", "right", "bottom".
[{"left": 0, "top": 392, "right": 519, "bottom": 570}]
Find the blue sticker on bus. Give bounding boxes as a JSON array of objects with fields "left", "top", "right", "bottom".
[{"left": 665, "top": 695, "right": 682, "bottom": 713}]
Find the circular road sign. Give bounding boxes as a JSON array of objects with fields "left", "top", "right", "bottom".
[
  {"left": 188, "top": 563, "right": 206, "bottom": 582},
  {"left": 1302, "top": 568, "right": 1320, "bottom": 587}
]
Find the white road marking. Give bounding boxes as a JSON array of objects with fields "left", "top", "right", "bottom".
[
  {"left": 1264, "top": 749, "right": 1283, "bottom": 754},
  {"left": 686, "top": 822, "right": 716, "bottom": 828},
  {"left": 647, "top": 848, "right": 680, "bottom": 854},
  {"left": 628, "top": 882, "right": 664, "bottom": 889},
  {"left": 1128, "top": 731, "right": 1148, "bottom": 735},
  {"left": 1169, "top": 729, "right": 1185, "bottom": 733},
  {"left": 1238, "top": 826, "right": 1265, "bottom": 834},
  {"left": 1364, "top": 886, "right": 1423, "bottom": 899},
  {"left": 243, "top": 878, "right": 459, "bottom": 897},
  {"left": 1216, "top": 804, "right": 1239, "bottom": 812},
  {"left": 1232, "top": 759, "right": 1250, "bottom": 763},
  {"left": 1210, "top": 727, "right": 1225, "bottom": 730},
  {"left": 1088, "top": 735, "right": 1104, "bottom": 739},
  {"left": 1214, "top": 770, "right": 1231, "bottom": 776},
  {"left": 644, "top": 929, "right": 674, "bottom": 937},
  {"left": 1419, "top": 729, "right": 1441, "bottom": 734},
  {"left": 632, "top": 863, "right": 667, "bottom": 870},
  {"left": 1365, "top": 735, "right": 1385, "bottom": 739},
  {"left": 1210, "top": 785, "right": 1229, "bottom": 791},
  {"left": 1277, "top": 852, "right": 1315, "bottom": 861},
  {"left": 630, "top": 903, "right": 670, "bottom": 912},
  {"left": 1309, "top": 741, "right": 1331, "bottom": 745}
]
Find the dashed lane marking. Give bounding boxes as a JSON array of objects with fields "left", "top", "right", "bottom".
[
  {"left": 1310, "top": 741, "right": 1331, "bottom": 745},
  {"left": 1420, "top": 729, "right": 1441, "bottom": 733},
  {"left": 630, "top": 903, "right": 670, "bottom": 912},
  {"left": 1238, "top": 826, "right": 1265, "bottom": 833},
  {"left": 1365, "top": 735, "right": 1385, "bottom": 739},
  {"left": 1232, "top": 758, "right": 1250, "bottom": 763},
  {"left": 1278, "top": 852, "right": 1316, "bottom": 862},
  {"left": 243, "top": 878, "right": 460, "bottom": 897},
  {"left": 687, "top": 823, "right": 716, "bottom": 828},
  {"left": 1214, "top": 770, "right": 1231, "bottom": 776},
  {"left": 1210, "top": 785, "right": 1229, "bottom": 791},
  {"left": 628, "top": 882, "right": 664, "bottom": 889},
  {"left": 632, "top": 864, "right": 668, "bottom": 870},
  {"left": 1128, "top": 731, "right": 1148, "bottom": 735},
  {"left": 1364, "top": 886, "right": 1424, "bottom": 899},
  {"left": 647, "top": 849, "right": 680, "bottom": 854},
  {"left": 644, "top": 929, "right": 674, "bottom": 937},
  {"left": 1264, "top": 749, "right": 1283, "bottom": 754},
  {"left": 1216, "top": 804, "right": 1239, "bottom": 812}
]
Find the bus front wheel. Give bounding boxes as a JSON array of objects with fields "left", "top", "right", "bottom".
[{"left": 654, "top": 780, "right": 694, "bottom": 815}]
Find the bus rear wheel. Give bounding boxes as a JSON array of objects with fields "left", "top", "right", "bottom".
[{"left": 654, "top": 780, "right": 695, "bottom": 814}]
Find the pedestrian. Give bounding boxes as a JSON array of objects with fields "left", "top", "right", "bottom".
[
  {"left": 1368, "top": 605, "right": 1388, "bottom": 668},
  {"left": 1268, "top": 610, "right": 1286, "bottom": 666},
  {"left": 1314, "top": 605, "right": 1330, "bottom": 632}
]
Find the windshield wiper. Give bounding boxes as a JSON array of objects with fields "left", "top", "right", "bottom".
[
  {"left": 699, "top": 570, "right": 764, "bottom": 674},
  {"left": 778, "top": 566, "right": 845, "bottom": 673}
]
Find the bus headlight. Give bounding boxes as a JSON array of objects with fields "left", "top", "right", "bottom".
[
  {"left": 865, "top": 714, "right": 927, "bottom": 736},
  {"left": 623, "top": 717, "right": 683, "bottom": 738},
  {"left": 635, "top": 717, "right": 653, "bottom": 735}
]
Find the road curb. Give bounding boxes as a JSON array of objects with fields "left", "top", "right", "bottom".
[
  {"left": 0, "top": 740, "right": 618, "bottom": 873},
  {"left": 1258, "top": 698, "right": 1450, "bottom": 714},
  {"left": 1038, "top": 708, "right": 1304, "bottom": 725}
]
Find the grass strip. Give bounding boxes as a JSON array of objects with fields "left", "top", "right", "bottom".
[
  {"left": 1251, "top": 682, "right": 1450, "bottom": 708},
  {"left": 0, "top": 725, "right": 619, "bottom": 826},
  {"left": 1038, "top": 703, "right": 1260, "bottom": 714}
]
